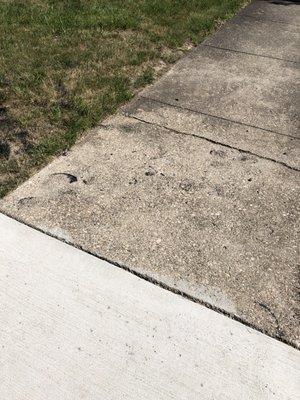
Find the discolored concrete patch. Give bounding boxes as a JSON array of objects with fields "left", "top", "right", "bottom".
[
  {"left": 1, "top": 115, "right": 299, "bottom": 346},
  {"left": 140, "top": 45, "right": 299, "bottom": 136}
]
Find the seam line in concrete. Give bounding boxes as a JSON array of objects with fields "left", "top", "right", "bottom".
[
  {"left": 127, "top": 114, "right": 299, "bottom": 171},
  {"left": 241, "top": 14, "right": 300, "bottom": 28},
  {"left": 1, "top": 209, "right": 299, "bottom": 352},
  {"left": 202, "top": 44, "right": 300, "bottom": 64},
  {"left": 138, "top": 96, "right": 300, "bottom": 141},
  {"left": 125, "top": 112, "right": 299, "bottom": 172}
]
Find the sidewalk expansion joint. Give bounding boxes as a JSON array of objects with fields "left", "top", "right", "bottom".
[
  {"left": 139, "top": 96, "right": 300, "bottom": 141},
  {"left": 201, "top": 44, "right": 300, "bottom": 64},
  {"left": 1, "top": 209, "right": 299, "bottom": 351},
  {"left": 125, "top": 113, "right": 300, "bottom": 172}
]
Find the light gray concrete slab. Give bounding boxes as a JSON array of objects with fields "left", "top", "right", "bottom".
[
  {"left": 0, "top": 212, "right": 299, "bottom": 400},
  {"left": 1, "top": 115, "right": 299, "bottom": 346},
  {"left": 140, "top": 45, "right": 299, "bottom": 136},
  {"left": 239, "top": 0, "right": 300, "bottom": 25},
  {"left": 124, "top": 97, "right": 300, "bottom": 170},
  {"left": 203, "top": 15, "right": 300, "bottom": 62}
]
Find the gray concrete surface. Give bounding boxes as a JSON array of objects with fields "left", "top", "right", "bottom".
[
  {"left": 2, "top": 115, "right": 299, "bottom": 346},
  {"left": 125, "top": 97, "right": 300, "bottom": 170},
  {"left": 0, "top": 213, "right": 299, "bottom": 400},
  {"left": 1, "top": 0, "right": 300, "bottom": 348},
  {"left": 203, "top": 15, "right": 300, "bottom": 62},
  {"left": 140, "top": 46, "right": 299, "bottom": 136},
  {"left": 240, "top": 0, "right": 300, "bottom": 25}
]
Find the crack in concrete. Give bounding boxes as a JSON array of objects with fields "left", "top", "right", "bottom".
[
  {"left": 202, "top": 44, "right": 300, "bottom": 64},
  {"left": 1, "top": 209, "right": 299, "bottom": 351},
  {"left": 125, "top": 113, "right": 300, "bottom": 172},
  {"left": 256, "top": 301, "right": 285, "bottom": 339},
  {"left": 138, "top": 96, "right": 300, "bottom": 141}
]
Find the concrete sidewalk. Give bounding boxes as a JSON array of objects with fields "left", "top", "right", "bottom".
[
  {"left": 1, "top": 213, "right": 299, "bottom": 399},
  {"left": 1, "top": 0, "right": 300, "bottom": 349}
]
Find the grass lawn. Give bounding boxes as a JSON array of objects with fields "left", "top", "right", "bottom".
[{"left": 0, "top": 0, "right": 247, "bottom": 197}]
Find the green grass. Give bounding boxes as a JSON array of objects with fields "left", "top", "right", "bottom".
[{"left": 0, "top": 0, "right": 247, "bottom": 197}]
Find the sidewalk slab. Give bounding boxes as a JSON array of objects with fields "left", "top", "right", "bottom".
[
  {"left": 203, "top": 15, "right": 300, "bottom": 62},
  {"left": 1, "top": 0, "right": 300, "bottom": 349},
  {"left": 239, "top": 0, "right": 300, "bottom": 25},
  {"left": 1, "top": 115, "right": 299, "bottom": 345},
  {"left": 141, "top": 45, "right": 299, "bottom": 136},
  {"left": 125, "top": 97, "right": 300, "bottom": 170},
  {"left": 0, "top": 213, "right": 299, "bottom": 400}
]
